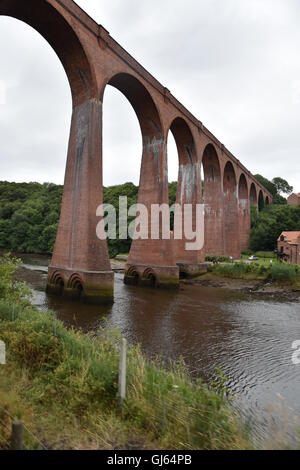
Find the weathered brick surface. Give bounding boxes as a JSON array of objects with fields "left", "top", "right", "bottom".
[{"left": 0, "top": 0, "right": 273, "bottom": 301}]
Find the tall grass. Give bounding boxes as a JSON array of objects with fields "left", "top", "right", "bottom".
[
  {"left": 212, "top": 261, "right": 300, "bottom": 285},
  {"left": 213, "top": 262, "right": 265, "bottom": 279},
  {"left": 269, "top": 264, "right": 299, "bottom": 282}
]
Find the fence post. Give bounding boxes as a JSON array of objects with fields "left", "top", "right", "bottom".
[
  {"left": 11, "top": 420, "right": 24, "bottom": 450},
  {"left": 118, "top": 337, "right": 127, "bottom": 410}
]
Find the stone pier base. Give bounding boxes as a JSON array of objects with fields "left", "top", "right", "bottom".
[
  {"left": 177, "top": 262, "right": 209, "bottom": 278},
  {"left": 124, "top": 264, "right": 179, "bottom": 289},
  {"left": 46, "top": 266, "right": 114, "bottom": 304}
]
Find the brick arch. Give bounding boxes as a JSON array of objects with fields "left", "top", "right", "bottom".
[
  {"left": 102, "top": 72, "right": 164, "bottom": 141},
  {"left": 142, "top": 267, "right": 157, "bottom": 287},
  {"left": 265, "top": 195, "right": 270, "bottom": 206},
  {"left": 223, "top": 161, "right": 239, "bottom": 258},
  {"left": 202, "top": 143, "right": 223, "bottom": 256},
  {"left": 223, "top": 161, "right": 237, "bottom": 193},
  {"left": 102, "top": 73, "right": 165, "bottom": 270},
  {"left": 47, "top": 270, "right": 65, "bottom": 296},
  {"left": 250, "top": 183, "right": 258, "bottom": 206},
  {"left": 0, "top": 0, "right": 97, "bottom": 106},
  {"left": 103, "top": 74, "right": 177, "bottom": 282},
  {"left": 166, "top": 117, "right": 200, "bottom": 269},
  {"left": 168, "top": 117, "right": 197, "bottom": 165},
  {"left": 258, "top": 189, "right": 264, "bottom": 212},
  {"left": 124, "top": 266, "right": 140, "bottom": 286},
  {"left": 238, "top": 173, "right": 250, "bottom": 252},
  {"left": 50, "top": 271, "right": 65, "bottom": 287},
  {"left": 67, "top": 273, "right": 84, "bottom": 290},
  {"left": 238, "top": 173, "right": 248, "bottom": 199}
]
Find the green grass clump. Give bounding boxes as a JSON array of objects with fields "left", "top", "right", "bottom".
[
  {"left": 269, "top": 264, "right": 299, "bottom": 282},
  {"left": 213, "top": 262, "right": 262, "bottom": 279},
  {"left": 205, "top": 255, "right": 231, "bottom": 263},
  {"left": 211, "top": 259, "right": 300, "bottom": 286},
  {"left": 255, "top": 251, "right": 276, "bottom": 259}
]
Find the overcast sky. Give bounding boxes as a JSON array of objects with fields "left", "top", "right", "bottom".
[{"left": 0, "top": 0, "right": 300, "bottom": 190}]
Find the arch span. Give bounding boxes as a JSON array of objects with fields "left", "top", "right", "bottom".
[
  {"left": 105, "top": 74, "right": 179, "bottom": 286},
  {"left": 0, "top": 0, "right": 96, "bottom": 106},
  {"left": 202, "top": 144, "right": 223, "bottom": 256},
  {"left": 104, "top": 72, "right": 163, "bottom": 141},
  {"left": 258, "top": 190, "right": 265, "bottom": 212},
  {"left": 238, "top": 174, "right": 250, "bottom": 252},
  {"left": 223, "top": 161, "right": 239, "bottom": 258},
  {"left": 169, "top": 117, "right": 197, "bottom": 166},
  {"left": 124, "top": 266, "right": 140, "bottom": 286},
  {"left": 250, "top": 183, "right": 258, "bottom": 206},
  {"left": 47, "top": 270, "right": 64, "bottom": 296},
  {"left": 142, "top": 267, "right": 157, "bottom": 287},
  {"left": 167, "top": 117, "right": 202, "bottom": 270}
]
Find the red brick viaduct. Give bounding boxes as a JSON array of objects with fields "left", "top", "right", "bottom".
[{"left": 0, "top": 0, "right": 273, "bottom": 303}]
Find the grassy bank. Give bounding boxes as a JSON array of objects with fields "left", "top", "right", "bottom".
[
  {"left": 0, "top": 255, "right": 250, "bottom": 450},
  {"left": 209, "top": 259, "right": 300, "bottom": 287}
]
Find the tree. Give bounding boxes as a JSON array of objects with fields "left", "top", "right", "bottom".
[
  {"left": 254, "top": 174, "right": 291, "bottom": 205},
  {"left": 254, "top": 174, "right": 277, "bottom": 198},
  {"left": 272, "top": 177, "right": 293, "bottom": 196}
]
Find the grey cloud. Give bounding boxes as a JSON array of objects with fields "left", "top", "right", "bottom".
[{"left": 0, "top": 0, "right": 299, "bottom": 191}]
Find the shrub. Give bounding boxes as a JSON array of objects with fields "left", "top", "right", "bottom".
[
  {"left": 268, "top": 264, "right": 299, "bottom": 282},
  {"left": 213, "top": 262, "right": 268, "bottom": 279},
  {"left": 255, "top": 251, "right": 275, "bottom": 259},
  {"left": 205, "top": 255, "right": 231, "bottom": 263}
]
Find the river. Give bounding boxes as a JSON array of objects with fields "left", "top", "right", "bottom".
[{"left": 16, "top": 254, "right": 300, "bottom": 448}]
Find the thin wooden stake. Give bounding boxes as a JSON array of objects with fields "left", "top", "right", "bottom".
[
  {"left": 11, "top": 420, "right": 24, "bottom": 450},
  {"left": 118, "top": 337, "right": 127, "bottom": 409}
]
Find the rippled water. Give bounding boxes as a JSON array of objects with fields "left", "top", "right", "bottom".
[{"left": 16, "top": 255, "right": 300, "bottom": 447}]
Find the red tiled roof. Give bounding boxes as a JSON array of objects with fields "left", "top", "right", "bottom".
[{"left": 278, "top": 231, "right": 300, "bottom": 244}]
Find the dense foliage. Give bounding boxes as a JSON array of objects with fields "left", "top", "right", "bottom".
[
  {"left": 0, "top": 174, "right": 298, "bottom": 257},
  {"left": 0, "top": 182, "right": 62, "bottom": 254},
  {"left": 0, "top": 181, "right": 139, "bottom": 257},
  {"left": 250, "top": 204, "right": 300, "bottom": 252},
  {"left": 254, "top": 174, "right": 292, "bottom": 205},
  {"left": 0, "top": 181, "right": 180, "bottom": 258}
]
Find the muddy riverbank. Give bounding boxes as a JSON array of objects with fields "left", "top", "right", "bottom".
[{"left": 184, "top": 274, "right": 300, "bottom": 302}]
